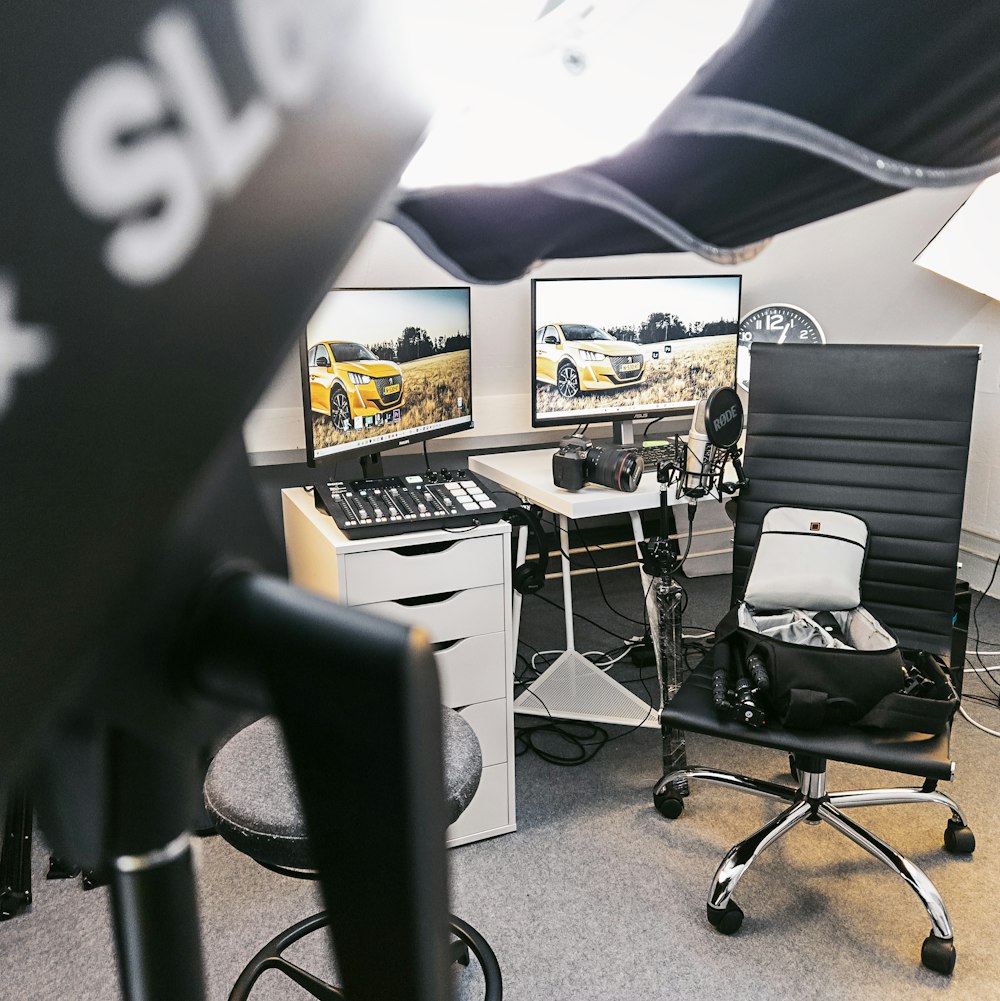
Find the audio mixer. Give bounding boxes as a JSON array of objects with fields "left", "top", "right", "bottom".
[{"left": 312, "top": 469, "right": 507, "bottom": 539}]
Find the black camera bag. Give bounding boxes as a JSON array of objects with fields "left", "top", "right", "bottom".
[
  {"left": 714, "top": 507, "right": 957, "bottom": 733},
  {"left": 854, "top": 650, "right": 958, "bottom": 734}
]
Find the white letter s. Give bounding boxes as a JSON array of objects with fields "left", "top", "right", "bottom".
[{"left": 57, "top": 62, "right": 207, "bottom": 286}]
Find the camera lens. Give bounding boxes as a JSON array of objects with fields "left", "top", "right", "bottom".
[{"left": 584, "top": 445, "right": 643, "bottom": 492}]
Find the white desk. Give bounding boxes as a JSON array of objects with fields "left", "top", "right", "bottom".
[{"left": 470, "top": 448, "right": 679, "bottom": 730}]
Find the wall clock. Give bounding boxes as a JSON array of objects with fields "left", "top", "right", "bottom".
[{"left": 737, "top": 303, "right": 825, "bottom": 389}]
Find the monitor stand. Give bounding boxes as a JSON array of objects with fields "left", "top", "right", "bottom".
[
  {"left": 358, "top": 451, "right": 384, "bottom": 481},
  {"left": 612, "top": 418, "right": 635, "bottom": 446}
]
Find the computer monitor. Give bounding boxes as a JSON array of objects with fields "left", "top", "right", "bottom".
[
  {"left": 301, "top": 286, "right": 473, "bottom": 466},
  {"left": 531, "top": 274, "right": 741, "bottom": 435}
]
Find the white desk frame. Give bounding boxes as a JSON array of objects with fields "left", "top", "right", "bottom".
[{"left": 469, "top": 448, "right": 683, "bottom": 730}]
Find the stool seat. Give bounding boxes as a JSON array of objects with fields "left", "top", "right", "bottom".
[
  {"left": 205, "top": 704, "right": 502, "bottom": 999},
  {"left": 205, "top": 708, "right": 482, "bottom": 871}
]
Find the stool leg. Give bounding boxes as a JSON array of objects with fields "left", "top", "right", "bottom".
[
  {"left": 230, "top": 911, "right": 502, "bottom": 1001},
  {"left": 449, "top": 915, "right": 503, "bottom": 1001},
  {"left": 229, "top": 912, "right": 345, "bottom": 1001}
]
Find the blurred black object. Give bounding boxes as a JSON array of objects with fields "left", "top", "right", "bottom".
[{"left": 0, "top": 4, "right": 451, "bottom": 1000}]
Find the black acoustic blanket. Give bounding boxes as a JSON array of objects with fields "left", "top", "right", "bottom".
[{"left": 389, "top": 0, "right": 1000, "bottom": 283}]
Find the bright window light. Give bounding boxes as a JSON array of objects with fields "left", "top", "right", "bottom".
[
  {"left": 400, "top": 0, "right": 753, "bottom": 189},
  {"left": 384, "top": 1, "right": 547, "bottom": 113}
]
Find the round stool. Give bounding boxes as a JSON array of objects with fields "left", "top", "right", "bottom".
[{"left": 205, "top": 708, "right": 501, "bottom": 1000}]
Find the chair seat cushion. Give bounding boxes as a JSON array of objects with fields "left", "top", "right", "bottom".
[
  {"left": 204, "top": 708, "right": 482, "bottom": 870},
  {"left": 661, "top": 659, "right": 954, "bottom": 781}
]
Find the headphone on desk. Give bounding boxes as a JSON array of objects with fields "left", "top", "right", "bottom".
[{"left": 504, "top": 506, "right": 550, "bottom": 595}]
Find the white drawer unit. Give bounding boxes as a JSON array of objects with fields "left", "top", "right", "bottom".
[
  {"left": 281, "top": 487, "right": 516, "bottom": 848},
  {"left": 358, "top": 585, "right": 506, "bottom": 643},
  {"left": 436, "top": 632, "right": 508, "bottom": 707},
  {"left": 458, "top": 699, "right": 507, "bottom": 768},
  {"left": 342, "top": 536, "right": 504, "bottom": 605}
]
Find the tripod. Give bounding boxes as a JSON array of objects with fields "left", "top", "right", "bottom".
[
  {"left": 1, "top": 789, "right": 31, "bottom": 921},
  {"left": 639, "top": 414, "right": 748, "bottom": 818},
  {"left": 639, "top": 457, "right": 697, "bottom": 811}
]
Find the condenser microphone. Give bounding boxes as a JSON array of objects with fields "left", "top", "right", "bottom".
[
  {"left": 683, "top": 399, "right": 716, "bottom": 498},
  {"left": 683, "top": 387, "right": 747, "bottom": 498}
]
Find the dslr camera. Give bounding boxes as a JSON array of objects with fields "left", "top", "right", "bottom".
[{"left": 551, "top": 435, "right": 643, "bottom": 493}]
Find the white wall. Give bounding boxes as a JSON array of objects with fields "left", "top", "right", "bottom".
[{"left": 245, "top": 184, "right": 1000, "bottom": 594}]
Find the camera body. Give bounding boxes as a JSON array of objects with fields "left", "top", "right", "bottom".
[
  {"left": 551, "top": 435, "right": 643, "bottom": 493},
  {"left": 551, "top": 436, "right": 591, "bottom": 491}
]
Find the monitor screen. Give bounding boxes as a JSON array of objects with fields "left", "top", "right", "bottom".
[
  {"left": 302, "top": 287, "right": 473, "bottom": 465},
  {"left": 532, "top": 275, "right": 741, "bottom": 428}
]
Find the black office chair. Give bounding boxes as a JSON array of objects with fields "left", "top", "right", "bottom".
[
  {"left": 205, "top": 708, "right": 502, "bottom": 1000},
  {"left": 655, "top": 343, "right": 979, "bottom": 975}
]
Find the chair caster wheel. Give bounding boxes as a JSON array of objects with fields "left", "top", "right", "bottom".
[
  {"left": 654, "top": 790, "right": 684, "bottom": 819},
  {"left": 921, "top": 934, "right": 956, "bottom": 975},
  {"left": 707, "top": 901, "right": 744, "bottom": 935},
  {"left": 944, "top": 819, "right": 975, "bottom": 854}
]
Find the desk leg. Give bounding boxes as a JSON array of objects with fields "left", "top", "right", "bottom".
[
  {"left": 558, "top": 516, "right": 575, "bottom": 652},
  {"left": 510, "top": 510, "right": 659, "bottom": 730}
]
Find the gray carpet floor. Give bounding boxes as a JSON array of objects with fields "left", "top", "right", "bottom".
[{"left": 4, "top": 556, "right": 1000, "bottom": 1001}]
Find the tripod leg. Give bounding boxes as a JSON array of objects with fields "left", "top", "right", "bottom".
[
  {"left": 111, "top": 835, "right": 204, "bottom": 1001},
  {"left": 47, "top": 856, "right": 82, "bottom": 880},
  {"left": 106, "top": 732, "right": 206, "bottom": 1001},
  {"left": 1, "top": 789, "right": 33, "bottom": 921},
  {"left": 650, "top": 577, "right": 688, "bottom": 788}
]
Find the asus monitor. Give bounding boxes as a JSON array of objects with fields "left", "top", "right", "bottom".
[{"left": 531, "top": 274, "right": 741, "bottom": 432}]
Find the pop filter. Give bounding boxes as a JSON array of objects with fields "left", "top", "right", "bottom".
[
  {"left": 705, "top": 386, "right": 745, "bottom": 450},
  {"left": 707, "top": 386, "right": 749, "bottom": 495}
]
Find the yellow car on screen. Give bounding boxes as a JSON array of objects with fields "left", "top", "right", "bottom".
[
  {"left": 535, "top": 323, "right": 647, "bottom": 398},
  {"left": 307, "top": 340, "right": 404, "bottom": 430}
]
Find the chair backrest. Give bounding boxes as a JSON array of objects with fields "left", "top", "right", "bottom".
[{"left": 733, "top": 344, "right": 978, "bottom": 658}]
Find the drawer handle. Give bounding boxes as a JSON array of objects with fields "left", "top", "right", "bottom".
[
  {"left": 432, "top": 638, "right": 464, "bottom": 653},
  {"left": 389, "top": 540, "right": 459, "bottom": 557},
  {"left": 395, "top": 591, "right": 458, "bottom": 607}
]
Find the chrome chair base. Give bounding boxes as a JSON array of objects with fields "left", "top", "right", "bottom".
[{"left": 654, "top": 756, "right": 974, "bottom": 975}]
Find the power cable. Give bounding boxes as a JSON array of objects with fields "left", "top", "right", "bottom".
[
  {"left": 525, "top": 590, "right": 633, "bottom": 644},
  {"left": 970, "top": 549, "right": 1000, "bottom": 692}
]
